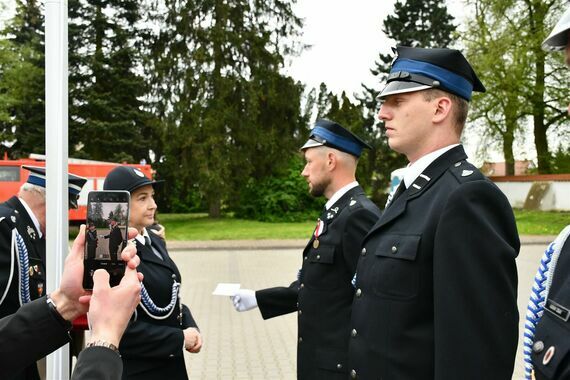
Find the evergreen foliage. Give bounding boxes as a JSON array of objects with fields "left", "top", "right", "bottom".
[
  {"left": 235, "top": 155, "right": 322, "bottom": 222},
  {"left": 146, "top": 0, "right": 306, "bottom": 217},
  {"left": 68, "top": 0, "right": 154, "bottom": 163},
  {"left": 0, "top": 0, "right": 44, "bottom": 157}
]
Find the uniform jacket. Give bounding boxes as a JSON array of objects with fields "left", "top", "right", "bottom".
[
  {"left": 0, "top": 196, "right": 46, "bottom": 380},
  {"left": 0, "top": 297, "right": 69, "bottom": 380},
  {"left": 104, "top": 225, "right": 123, "bottom": 259},
  {"left": 532, "top": 231, "right": 570, "bottom": 380},
  {"left": 348, "top": 146, "right": 520, "bottom": 380},
  {"left": 72, "top": 346, "right": 122, "bottom": 380},
  {"left": 256, "top": 186, "right": 381, "bottom": 380},
  {"left": 86, "top": 229, "right": 98, "bottom": 259},
  {"left": 119, "top": 231, "right": 198, "bottom": 380}
]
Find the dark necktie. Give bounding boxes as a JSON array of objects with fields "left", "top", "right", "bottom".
[{"left": 144, "top": 235, "right": 152, "bottom": 249}]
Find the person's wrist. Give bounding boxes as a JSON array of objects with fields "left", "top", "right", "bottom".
[{"left": 49, "top": 289, "right": 80, "bottom": 321}]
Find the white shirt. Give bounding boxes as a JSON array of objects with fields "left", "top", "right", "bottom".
[
  {"left": 18, "top": 197, "right": 43, "bottom": 239},
  {"left": 325, "top": 181, "right": 359, "bottom": 210},
  {"left": 403, "top": 144, "right": 460, "bottom": 189},
  {"left": 135, "top": 228, "right": 163, "bottom": 260}
]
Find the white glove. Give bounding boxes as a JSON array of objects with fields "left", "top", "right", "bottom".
[{"left": 231, "top": 289, "right": 258, "bottom": 312}]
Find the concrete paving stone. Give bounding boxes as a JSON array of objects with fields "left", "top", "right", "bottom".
[{"left": 169, "top": 241, "right": 548, "bottom": 379}]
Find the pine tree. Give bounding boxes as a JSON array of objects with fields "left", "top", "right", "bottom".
[
  {"left": 0, "top": 0, "right": 45, "bottom": 157},
  {"left": 68, "top": 0, "right": 153, "bottom": 163},
  {"left": 358, "top": 0, "right": 456, "bottom": 202},
  {"left": 147, "top": 0, "right": 305, "bottom": 216}
]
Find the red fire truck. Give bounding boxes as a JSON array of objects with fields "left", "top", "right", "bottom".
[{"left": 0, "top": 153, "right": 152, "bottom": 222}]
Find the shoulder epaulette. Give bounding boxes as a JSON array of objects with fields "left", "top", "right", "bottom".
[{"left": 449, "top": 160, "right": 485, "bottom": 183}]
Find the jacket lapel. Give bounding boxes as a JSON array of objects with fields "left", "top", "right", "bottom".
[
  {"left": 7, "top": 197, "right": 43, "bottom": 262},
  {"left": 368, "top": 146, "right": 468, "bottom": 233}
]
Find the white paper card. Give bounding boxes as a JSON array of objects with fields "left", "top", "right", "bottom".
[{"left": 212, "top": 283, "right": 241, "bottom": 296}]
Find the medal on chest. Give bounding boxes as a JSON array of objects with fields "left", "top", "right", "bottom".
[{"left": 313, "top": 218, "right": 324, "bottom": 249}]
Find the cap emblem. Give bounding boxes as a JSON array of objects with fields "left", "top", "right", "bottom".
[{"left": 133, "top": 168, "right": 145, "bottom": 178}]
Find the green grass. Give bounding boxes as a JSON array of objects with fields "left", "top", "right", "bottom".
[
  {"left": 158, "top": 213, "right": 315, "bottom": 240},
  {"left": 71, "top": 210, "right": 567, "bottom": 240},
  {"left": 513, "top": 209, "right": 569, "bottom": 235}
]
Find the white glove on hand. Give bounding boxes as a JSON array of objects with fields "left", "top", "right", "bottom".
[{"left": 231, "top": 289, "right": 258, "bottom": 312}]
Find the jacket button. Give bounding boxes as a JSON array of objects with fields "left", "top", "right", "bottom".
[
  {"left": 533, "top": 340, "right": 544, "bottom": 353},
  {"left": 300, "top": 283, "right": 304, "bottom": 289},
  {"left": 316, "top": 254, "right": 321, "bottom": 260},
  {"left": 337, "top": 363, "right": 343, "bottom": 369},
  {"left": 298, "top": 337, "right": 303, "bottom": 343},
  {"left": 351, "top": 329, "right": 357, "bottom": 338},
  {"left": 350, "top": 369, "right": 357, "bottom": 378},
  {"left": 298, "top": 310, "right": 302, "bottom": 315},
  {"left": 391, "top": 245, "right": 398, "bottom": 254},
  {"left": 361, "top": 248, "right": 366, "bottom": 256},
  {"left": 356, "top": 289, "right": 362, "bottom": 297},
  {"left": 304, "top": 256, "right": 307, "bottom": 260}
]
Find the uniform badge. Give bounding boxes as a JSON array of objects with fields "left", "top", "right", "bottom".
[
  {"left": 313, "top": 218, "right": 324, "bottom": 249},
  {"left": 27, "top": 226, "right": 37, "bottom": 240},
  {"left": 461, "top": 170, "right": 474, "bottom": 177},
  {"left": 11, "top": 216, "right": 16, "bottom": 223},
  {"left": 327, "top": 213, "right": 333, "bottom": 220},
  {"left": 350, "top": 199, "right": 356, "bottom": 206}
]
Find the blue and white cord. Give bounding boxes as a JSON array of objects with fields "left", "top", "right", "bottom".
[
  {"left": 15, "top": 231, "right": 31, "bottom": 305},
  {"left": 139, "top": 280, "right": 180, "bottom": 320},
  {"left": 523, "top": 225, "right": 570, "bottom": 379}
]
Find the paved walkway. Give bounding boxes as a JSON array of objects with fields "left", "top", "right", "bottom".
[{"left": 168, "top": 237, "right": 553, "bottom": 379}]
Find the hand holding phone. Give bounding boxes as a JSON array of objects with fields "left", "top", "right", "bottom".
[{"left": 83, "top": 191, "right": 130, "bottom": 289}]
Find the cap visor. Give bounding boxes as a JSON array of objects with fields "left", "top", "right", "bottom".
[
  {"left": 378, "top": 81, "right": 432, "bottom": 99},
  {"left": 300, "top": 138, "right": 324, "bottom": 151}
]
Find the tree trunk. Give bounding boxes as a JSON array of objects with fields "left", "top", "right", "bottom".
[
  {"left": 208, "top": 198, "right": 221, "bottom": 218},
  {"left": 503, "top": 130, "right": 515, "bottom": 176}
]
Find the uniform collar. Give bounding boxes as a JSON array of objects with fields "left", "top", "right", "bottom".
[
  {"left": 403, "top": 144, "right": 459, "bottom": 189},
  {"left": 135, "top": 228, "right": 150, "bottom": 245},
  {"left": 325, "top": 181, "right": 359, "bottom": 210},
  {"left": 18, "top": 197, "right": 43, "bottom": 239}
]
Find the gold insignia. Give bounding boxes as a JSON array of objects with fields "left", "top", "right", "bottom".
[{"left": 313, "top": 239, "right": 320, "bottom": 249}]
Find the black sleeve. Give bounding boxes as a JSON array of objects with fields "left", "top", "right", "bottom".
[
  {"left": 433, "top": 180, "right": 519, "bottom": 379},
  {"left": 181, "top": 304, "right": 198, "bottom": 330},
  {"left": 0, "top": 298, "right": 70, "bottom": 378},
  {"left": 256, "top": 281, "right": 299, "bottom": 320},
  {"left": 71, "top": 347, "right": 122, "bottom": 380}
]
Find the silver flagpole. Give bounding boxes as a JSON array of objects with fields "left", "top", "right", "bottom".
[{"left": 45, "top": 0, "right": 70, "bottom": 378}]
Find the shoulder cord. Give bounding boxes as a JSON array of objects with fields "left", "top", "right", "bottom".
[
  {"left": 0, "top": 229, "right": 31, "bottom": 307},
  {"left": 523, "top": 225, "right": 570, "bottom": 379},
  {"left": 139, "top": 280, "right": 180, "bottom": 320},
  {"left": 0, "top": 228, "right": 17, "bottom": 306}
]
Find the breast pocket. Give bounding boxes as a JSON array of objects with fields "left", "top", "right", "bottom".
[
  {"left": 371, "top": 234, "right": 421, "bottom": 300},
  {"left": 304, "top": 245, "right": 339, "bottom": 290}
]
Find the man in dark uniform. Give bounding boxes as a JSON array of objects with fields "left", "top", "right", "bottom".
[
  {"left": 86, "top": 222, "right": 98, "bottom": 259},
  {"left": 0, "top": 165, "right": 87, "bottom": 380},
  {"left": 230, "top": 119, "right": 381, "bottom": 379},
  {"left": 103, "top": 218, "right": 123, "bottom": 261},
  {"left": 525, "top": 8, "right": 570, "bottom": 380},
  {"left": 347, "top": 47, "right": 520, "bottom": 380},
  {"left": 0, "top": 224, "right": 143, "bottom": 380}
]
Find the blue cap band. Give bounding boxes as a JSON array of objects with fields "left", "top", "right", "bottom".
[
  {"left": 27, "top": 174, "right": 45, "bottom": 188},
  {"left": 392, "top": 58, "right": 474, "bottom": 100},
  {"left": 311, "top": 126, "right": 363, "bottom": 157}
]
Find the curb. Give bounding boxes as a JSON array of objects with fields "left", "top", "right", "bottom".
[{"left": 166, "top": 235, "right": 555, "bottom": 251}]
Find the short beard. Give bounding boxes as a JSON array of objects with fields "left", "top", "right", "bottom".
[{"left": 309, "top": 177, "right": 331, "bottom": 198}]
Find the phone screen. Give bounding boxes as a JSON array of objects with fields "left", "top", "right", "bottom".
[{"left": 83, "top": 190, "right": 130, "bottom": 289}]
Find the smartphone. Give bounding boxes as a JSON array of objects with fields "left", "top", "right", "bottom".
[{"left": 83, "top": 190, "right": 130, "bottom": 289}]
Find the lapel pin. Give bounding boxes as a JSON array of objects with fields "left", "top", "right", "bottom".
[
  {"left": 27, "top": 226, "right": 37, "bottom": 240},
  {"left": 461, "top": 170, "right": 474, "bottom": 177},
  {"left": 350, "top": 199, "right": 356, "bottom": 206},
  {"left": 11, "top": 216, "right": 16, "bottom": 223}
]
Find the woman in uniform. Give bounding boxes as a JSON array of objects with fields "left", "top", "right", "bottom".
[{"left": 103, "top": 165, "right": 202, "bottom": 380}]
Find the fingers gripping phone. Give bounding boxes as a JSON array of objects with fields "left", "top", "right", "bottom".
[{"left": 83, "top": 191, "right": 130, "bottom": 289}]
